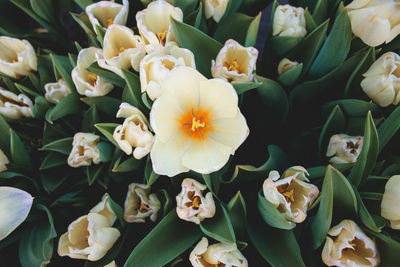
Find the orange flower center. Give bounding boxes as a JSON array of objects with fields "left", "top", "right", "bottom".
[
  {"left": 157, "top": 30, "right": 168, "bottom": 46},
  {"left": 224, "top": 59, "right": 241, "bottom": 73},
  {"left": 87, "top": 73, "right": 98, "bottom": 86},
  {"left": 179, "top": 108, "right": 211, "bottom": 141},
  {"left": 105, "top": 18, "right": 114, "bottom": 28}
]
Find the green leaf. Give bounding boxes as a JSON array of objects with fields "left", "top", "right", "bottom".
[
  {"left": 124, "top": 211, "right": 201, "bottom": 267},
  {"left": 40, "top": 170, "right": 68, "bottom": 193},
  {"left": 378, "top": 105, "right": 400, "bottom": 153},
  {"left": 86, "top": 164, "right": 105, "bottom": 185},
  {"left": 112, "top": 157, "right": 142, "bottom": 173},
  {"left": 365, "top": 229, "right": 400, "bottom": 267},
  {"left": 309, "top": 5, "right": 352, "bottom": 78},
  {"left": 95, "top": 123, "right": 119, "bottom": 147},
  {"left": 227, "top": 191, "right": 247, "bottom": 241},
  {"left": 0, "top": 115, "right": 11, "bottom": 155},
  {"left": 14, "top": 82, "right": 39, "bottom": 97},
  {"left": 10, "top": 129, "right": 32, "bottom": 170},
  {"left": 246, "top": 12, "right": 262, "bottom": 47},
  {"left": 30, "top": 0, "right": 56, "bottom": 25},
  {"left": 98, "top": 142, "right": 113, "bottom": 163},
  {"left": 74, "top": 0, "right": 94, "bottom": 9},
  {"left": 307, "top": 163, "right": 353, "bottom": 179},
  {"left": 50, "top": 54, "right": 76, "bottom": 93},
  {"left": 312, "top": 0, "right": 328, "bottom": 25},
  {"left": 39, "top": 152, "right": 67, "bottom": 170},
  {"left": 95, "top": 24, "right": 106, "bottom": 46},
  {"left": 318, "top": 105, "right": 346, "bottom": 155},
  {"left": 354, "top": 189, "right": 381, "bottom": 232},
  {"left": 174, "top": 0, "right": 198, "bottom": 16},
  {"left": 40, "top": 137, "right": 73, "bottom": 155},
  {"left": 87, "top": 62, "right": 126, "bottom": 88},
  {"left": 344, "top": 48, "right": 374, "bottom": 97},
  {"left": 330, "top": 166, "right": 358, "bottom": 216},
  {"left": 277, "top": 63, "right": 303, "bottom": 87},
  {"left": 33, "top": 96, "right": 51, "bottom": 119},
  {"left": 45, "top": 93, "right": 81, "bottom": 123},
  {"left": 81, "top": 96, "right": 121, "bottom": 116},
  {"left": 106, "top": 193, "right": 126, "bottom": 227},
  {"left": 322, "top": 99, "right": 379, "bottom": 118},
  {"left": 200, "top": 202, "right": 236, "bottom": 243},
  {"left": 70, "top": 12, "right": 99, "bottom": 47},
  {"left": 146, "top": 171, "right": 160, "bottom": 187},
  {"left": 269, "top": 36, "right": 302, "bottom": 58},
  {"left": 82, "top": 105, "right": 100, "bottom": 132},
  {"left": 171, "top": 18, "right": 222, "bottom": 77},
  {"left": 219, "top": 0, "right": 243, "bottom": 22},
  {"left": 232, "top": 82, "right": 261, "bottom": 95},
  {"left": 0, "top": 171, "right": 40, "bottom": 191},
  {"left": 349, "top": 112, "right": 378, "bottom": 187},
  {"left": 121, "top": 69, "right": 148, "bottom": 113},
  {"left": 258, "top": 191, "right": 296, "bottom": 230},
  {"left": 359, "top": 192, "right": 383, "bottom": 201}
]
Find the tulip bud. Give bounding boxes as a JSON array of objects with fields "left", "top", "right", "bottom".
[
  {"left": 203, "top": 0, "right": 229, "bottom": 23},
  {"left": 98, "top": 25, "right": 146, "bottom": 77},
  {"left": 140, "top": 42, "right": 196, "bottom": 100},
  {"left": 113, "top": 103, "right": 154, "bottom": 160},
  {"left": 123, "top": 183, "right": 161, "bottom": 223},
  {"left": 176, "top": 178, "right": 216, "bottom": 224},
  {"left": 322, "top": 219, "right": 379, "bottom": 267},
  {"left": 360, "top": 52, "right": 400, "bottom": 107},
  {"left": 86, "top": 0, "right": 129, "bottom": 34},
  {"left": 263, "top": 166, "right": 319, "bottom": 223},
  {"left": 211, "top": 39, "right": 258, "bottom": 83},
  {"left": 190, "top": 237, "right": 248, "bottom": 267},
  {"left": 277, "top": 58, "right": 299, "bottom": 75},
  {"left": 0, "top": 149, "right": 9, "bottom": 173},
  {"left": 67, "top": 133, "right": 101, "bottom": 168},
  {"left": 346, "top": 0, "right": 400, "bottom": 47},
  {"left": 326, "top": 134, "right": 363, "bottom": 164},
  {"left": 44, "top": 79, "right": 71, "bottom": 104},
  {"left": 272, "top": 5, "right": 307, "bottom": 38},
  {"left": 381, "top": 175, "right": 400, "bottom": 229},
  {"left": 0, "top": 88, "right": 33, "bottom": 119},
  {"left": 0, "top": 36, "right": 37, "bottom": 79}
]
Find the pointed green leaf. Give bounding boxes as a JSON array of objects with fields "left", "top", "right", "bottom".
[
  {"left": 87, "top": 62, "right": 125, "bottom": 88},
  {"left": 278, "top": 63, "right": 303, "bottom": 86},
  {"left": 81, "top": 96, "right": 121, "bottom": 117},
  {"left": 46, "top": 93, "right": 81, "bottom": 123},
  {"left": 318, "top": 105, "right": 346, "bottom": 155},
  {"left": 40, "top": 137, "right": 73, "bottom": 155},
  {"left": 378, "top": 105, "right": 400, "bottom": 153},
  {"left": 39, "top": 152, "right": 67, "bottom": 170},
  {"left": 10, "top": 129, "right": 32, "bottom": 170},
  {"left": 95, "top": 123, "right": 119, "bottom": 147}
]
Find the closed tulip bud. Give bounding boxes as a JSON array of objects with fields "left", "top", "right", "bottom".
[
  {"left": 322, "top": 219, "right": 379, "bottom": 267},
  {"left": 113, "top": 103, "right": 154, "bottom": 160},
  {"left": 272, "top": 5, "right": 307, "bottom": 38},
  {"left": 0, "top": 88, "right": 33, "bottom": 119},
  {"left": 263, "top": 166, "right": 319, "bottom": 223},
  {"left": 381, "top": 175, "right": 400, "bottom": 229},
  {"left": 361, "top": 52, "right": 400, "bottom": 107},
  {"left": 326, "top": 134, "right": 363, "bottom": 164},
  {"left": 0, "top": 36, "right": 37, "bottom": 79},
  {"left": 123, "top": 183, "right": 161, "bottom": 223},
  {"left": 0, "top": 149, "right": 9, "bottom": 173},
  {"left": 277, "top": 58, "right": 299, "bottom": 75},
  {"left": 346, "top": 0, "right": 400, "bottom": 47},
  {"left": 140, "top": 42, "right": 196, "bottom": 100},
  {"left": 72, "top": 47, "right": 114, "bottom": 97},
  {"left": 98, "top": 24, "right": 146, "bottom": 77},
  {"left": 67, "top": 133, "right": 101, "bottom": 168},
  {"left": 176, "top": 178, "right": 216, "bottom": 224},
  {"left": 86, "top": 0, "right": 129, "bottom": 34},
  {"left": 44, "top": 79, "right": 71, "bottom": 104},
  {"left": 203, "top": 0, "right": 229, "bottom": 23},
  {"left": 190, "top": 237, "right": 248, "bottom": 267}
]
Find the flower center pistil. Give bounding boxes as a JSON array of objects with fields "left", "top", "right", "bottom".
[
  {"left": 157, "top": 30, "right": 168, "bottom": 46},
  {"left": 224, "top": 59, "right": 241, "bottom": 73},
  {"left": 87, "top": 73, "right": 98, "bottom": 86},
  {"left": 139, "top": 201, "right": 150, "bottom": 213},
  {"left": 105, "top": 18, "right": 114, "bottom": 28},
  {"left": 277, "top": 183, "right": 295, "bottom": 203},
  {"left": 185, "top": 191, "right": 202, "bottom": 210},
  {"left": 180, "top": 109, "right": 210, "bottom": 140},
  {"left": 346, "top": 141, "right": 360, "bottom": 155},
  {"left": 191, "top": 117, "right": 205, "bottom": 132}
]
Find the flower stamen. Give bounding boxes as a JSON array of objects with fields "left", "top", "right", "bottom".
[
  {"left": 87, "top": 73, "right": 98, "bottom": 86},
  {"left": 224, "top": 59, "right": 241, "bottom": 73},
  {"left": 277, "top": 183, "right": 295, "bottom": 203},
  {"left": 157, "top": 30, "right": 168, "bottom": 46},
  {"left": 105, "top": 18, "right": 114, "bottom": 28},
  {"left": 346, "top": 141, "right": 360, "bottom": 155}
]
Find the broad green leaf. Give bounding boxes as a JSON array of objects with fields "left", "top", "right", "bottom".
[
  {"left": 70, "top": 12, "right": 99, "bottom": 47},
  {"left": 81, "top": 96, "right": 121, "bottom": 116},
  {"left": 322, "top": 99, "right": 379, "bottom": 118},
  {"left": 95, "top": 123, "right": 119, "bottom": 147},
  {"left": 74, "top": 0, "right": 94, "bottom": 9},
  {"left": 307, "top": 163, "right": 353, "bottom": 179},
  {"left": 33, "top": 96, "right": 51, "bottom": 119},
  {"left": 219, "top": 0, "right": 243, "bottom": 22},
  {"left": 45, "top": 93, "right": 81, "bottom": 123},
  {"left": 174, "top": 0, "right": 198, "bottom": 16},
  {"left": 0, "top": 116, "right": 11, "bottom": 155},
  {"left": 50, "top": 54, "right": 76, "bottom": 93},
  {"left": 277, "top": 63, "right": 303, "bottom": 86},
  {"left": 318, "top": 105, "right": 346, "bottom": 155},
  {"left": 330, "top": 166, "right": 358, "bottom": 216},
  {"left": 233, "top": 82, "right": 261, "bottom": 95},
  {"left": 359, "top": 192, "right": 383, "bottom": 201},
  {"left": 121, "top": 69, "right": 148, "bottom": 113},
  {"left": 377, "top": 105, "right": 400, "bottom": 152},
  {"left": 98, "top": 142, "right": 113, "bottom": 163},
  {"left": 246, "top": 12, "right": 262, "bottom": 47},
  {"left": 14, "top": 82, "right": 39, "bottom": 97},
  {"left": 227, "top": 191, "right": 247, "bottom": 241},
  {"left": 0, "top": 172, "right": 39, "bottom": 190},
  {"left": 258, "top": 191, "right": 295, "bottom": 230},
  {"left": 86, "top": 164, "right": 105, "bottom": 185},
  {"left": 146, "top": 171, "right": 160, "bottom": 187},
  {"left": 10, "top": 129, "right": 32, "bottom": 170},
  {"left": 270, "top": 36, "right": 302, "bottom": 58},
  {"left": 40, "top": 169, "right": 68, "bottom": 193},
  {"left": 312, "top": 0, "right": 328, "bottom": 25},
  {"left": 30, "top": 0, "right": 57, "bottom": 25},
  {"left": 39, "top": 152, "right": 67, "bottom": 170},
  {"left": 82, "top": 105, "right": 100, "bottom": 132},
  {"left": 354, "top": 189, "right": 380, "bottom": 232},
  {"left": 124, "top": 211, "right": 201, "bottom": 267},
  {"left": 112, "top": 157, "right": 142, "bottom": 173},
  {"left": 344, "top": 47, "right": 374, "bottom": 96},
  {"left": 365, "top": 229, "right": 400, "bottom": 267},
  {"left": 51, "top": 191, "right": 85, "bottom": 206},
  {"left": 106, "top": 193, "right": 126, "bottom": 227},
  {"left": 40, "top": 137, "right": 73, "bottom": 155},
  {"left": 87, "top": 62, "right": 126, "bottom": 88}
]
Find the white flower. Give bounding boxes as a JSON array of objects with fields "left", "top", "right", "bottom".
[
  {"left": 0, "top": 36, "right": 37, "bottom": 79},
  {"left": 211, "top": 39, "right": 258, "bottom": 83},
  {"left": 98, "top": 24, "right": 146, "bottom": 77},
  {"left": 346, "top": 0, "right": 400, "bottom": 47},
  {"left": 189, "top": 237, "right": 248, "bottom": 267},
  {"left": 67, "top": 133, "right": 101, "bottom": 168},
  {"left": 272, "top": 5, "right": 307, "bottom": 38},
  {"left": 203, "top": 0, "right": 229, "bottom": 23},
  {"left": 263, "top": 166, "right": 319, "bottom": 223},
  {"left": 361, "top": 52, "right": 400, "bottom": 107},
  {"left": 0, "top": 88, "right": 33, "bottom": 119},
  {"left": 322, "top": 219, "right": 379, "bottom": 267},
  {"left": 140, "top": 42, "right": 196, "bottom": 100},
  {"left": 72, "top": 47, "right": 114, "bottom": 97},
  {"left": 113, "top": 103, "right": 154, "bottom": 160},
  {"left": 123, "top": 183, "right": 161, "bottom": 223},
  {"left": 381, "top": 175, "right": 400, "bottom": 229},
  {"left": 150, "top": 67, "right": 249, "bottom": 176},
  {"left": 44, "top": 79, "right": 71, "bottom": 104},
  {"left": 86, "top": 0, "right": 129, "bottom": 34},
  {"left": 0, "top": 149, "right": 9, "bottom": 173},
  {"left": 136, "top": 0, "right": 183, "bottom": 51},
  {"left": 176, "top": 178, "right": 216, "bottom": 224},
  {"left": 104, "top": 261, "right": 117, "bottom": 267},
  {"left": 90, "top": 194, "right": 117, "bottom": 226},
  {"left": 326, "top": 134, "right": 363, "bottom": 164},
  {"left": 277, "top": 58, "right": 299, "bottom": 75},
  {"left": 0, "top": 187, "right": 33, "bottom": 241}
]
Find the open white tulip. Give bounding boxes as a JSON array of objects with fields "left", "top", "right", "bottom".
[
  {"left": 113, "top": 103, "right": 154, "bottom": 160},
  {"left": 90, "top": 194, "right": 117, "bottom": 226},
  {"left": 124, "top": 183, "right": 161, "bottom": 223},
  {"left": 0, "top": 149, "right": 9, "bottom": 172},
  {"left": 98, "top": 24, "right": 146, "bottom": 77},
  {"left": 381, "top": 175, "right": 400, "bottom": 229},
  {"left": 72, "top": 47, "right": 114, "bottom": 97},
  {"left": 176, "top": 178, "right": 216, "bottom": 224},
  {"left": 190, "top": 237, "right": 248, "bottom": 267},
  {"left": 67, "top": 133, "right": 101, "bottom": 168},
  {"left": 211, "top": 39, "right": 258, "bottom": 83},
  {"left": 140, "top": 42, "right": 196, "bottom": 100},
  {"left": 322, "top": 219, "right": 379, "bottom": 267},
  {"left": 263, "top": 166, "right": 319, "bottom": 223},
  {"left": 277, "top": 58, "right": 299, "bottom": 75},
  {"left": 361, "top": 52, "right": 400, "bottom": 107},
  {"left": 203, "top": 0, "right": 229, "bottom": 23},
  {"left": 346, "top": 0, "right": 400, "bottom": 47},
  {"left": 136, "top": 0, "right": 183, "bottom": 51},
  {"left": 44, "top": 79, "right": 71, "bottom": 104},
  {"left": 58, "top": 213, "right": 120, "bottom": 261},
  {"left": 0, "top": 187, "right": 33, "bottom": 241},
  {"left": 326, "top": 134, "right": 363, "bottom": 164},
  {"left": 86, "top": 0, "right": 129, "bottom": 34},
  {"left": 0, "top": 88, "right": 33, "bottom": 119},
  {"left": 150, "top": 67, "right": 249, "bottom": 176},
  {"left": 272, "top": 5, "right": 307, "bottom": 38},
  {"left": 0, "top": 36, "right": 37, "bottom": 79}
]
